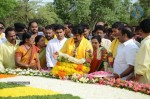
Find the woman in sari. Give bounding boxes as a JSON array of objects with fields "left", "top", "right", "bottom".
[
  {"left": 35, "top": 35, "right": 47, "bottom": 69},
  {"left": 15, "top": 33, "right": 41, "bottom": 70},
  {"left": 89, "top": 35, "right": 111, "bottom": 73}
]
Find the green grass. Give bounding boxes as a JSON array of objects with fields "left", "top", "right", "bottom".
[
  {"left": 0, "top": 82, "right": 24, "bottom": 89},
  {"left": 0, "top": 94, "right": 81, "bottom": 99}
]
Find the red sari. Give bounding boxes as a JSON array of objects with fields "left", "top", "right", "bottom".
[
  {"left": 89, "top": 51, "right": 101, "bottom": 73},
  {"left": 89, "top": 47, "right": 109, "bottom": 73}
]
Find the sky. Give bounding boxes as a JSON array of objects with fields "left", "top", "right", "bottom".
[{"left": 42, "top": 0, "right": 53, "bottom": 3}]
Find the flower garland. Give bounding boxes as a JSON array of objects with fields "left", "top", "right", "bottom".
[
  {"left": 0, "top": 68, "right": 50, "bottom": 77},
  {"left": 71, "top": 71, "right": 150, "bottom": 95},
  {"left": 1, "top": 68, "right": 150, "bottom": 95},
  {"left": 57, "top": 52, "right": 89, "bottom": 66},
  {"left": 51, "top": 52, "right": 90, "bottom": 79},
  {"left": 51, "top": 62, "right": 90, "bottom": 79}
]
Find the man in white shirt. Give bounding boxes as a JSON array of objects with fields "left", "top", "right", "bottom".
[
  {"left": 93, "top": 25, "right": 111, "bottom": 51},
  {"left": 46, "top": 24, "right": 67, "bottom": 69},
  {"left": 0, "top": 22, "right": 6, "bottom": 44},
  {"left": 113, "top": 26, "right": 139, "bottom": 80}
]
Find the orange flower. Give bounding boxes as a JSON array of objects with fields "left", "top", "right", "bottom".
[
  {"left": 57, "top": 71, "right": 66, "bottom": 78},
  {"left": 56, "top": 62, "right": 61, "bottom": 66},
  {"left": 0, "top": 74, "right": 16, "bottom": 78},
  {"left": 76, "top": 64, "right": 83, "bottom": 71}
]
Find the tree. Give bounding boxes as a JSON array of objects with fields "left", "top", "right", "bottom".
[
  {"left": 1, "top": 0, "right": 41, "bottom": 26},
  {"left": 36, "top": 2, "right": 63, "bottom": 26},
  {"left": 54, "top": 0, "right": 91, "bottom": 24},
  {"left": 89, "top": 0, "right": 131, "bottom": 29},
  {"left": 0, "top": 0, "right": 17, "bottom": 19},
  {"left": 0, "top": 0, "right": 18, "bottom": 26},
  {"left": 139, "top": 0, "right": 150, "bottom": 19}
]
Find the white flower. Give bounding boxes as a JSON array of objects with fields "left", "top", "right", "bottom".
[
  {"left": 79, "top": 77, "right": 89, "bottom": 83},
  {"left": 25, "top": 71, "right": 30, "bottom": 75},
  {"left": 20, "top": 71, "right": 26, "bottom": 75},
  {"left": 16, "top": 68, "right": 22, "bottom": 72}
]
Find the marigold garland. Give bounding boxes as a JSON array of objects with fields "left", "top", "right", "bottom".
[
  {"left": 51, "top": 62, "right": 90, "bottom": 78},
  {"left": 0, "top": 74, "right": 16, "bottom": 78}
]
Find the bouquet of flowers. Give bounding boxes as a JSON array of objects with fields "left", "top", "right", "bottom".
[{"left": 51, "top": 52, "right": 90, "bottom": 79}]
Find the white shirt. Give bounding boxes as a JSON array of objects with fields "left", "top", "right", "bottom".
[
  {"left": 113, "top": 39, "right": 139, "bottom": 80},
  {"left": 101, "top": 38, "right": 111, "bottom": 51},
  {"left": 133, "top": 39, "right": 141, "bottom": 47},
  {"left": 0, "top": 33, "right": 6, "bottom": 45},
  {"left": 38, "top": 32, "right": 45, "bottom": 36},
  {"left": 46, "top": 38, "right": 67, "bottom": 67}
]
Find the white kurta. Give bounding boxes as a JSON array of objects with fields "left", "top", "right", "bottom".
[
  {"left": 46, "top": 38, "right": 67, "bottom": 67},
  {"left": 113, "top": 39, "right": 139, "bottom": 80},
  {"left": 101, "top": 38, "right": 111, "bottom": 51},
  {"left": 0, "top": 33, "right": 6, "bottom": 45}
]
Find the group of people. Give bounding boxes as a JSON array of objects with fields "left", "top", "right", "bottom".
[{"left": 0, "top": 19, "right": 150, "bottom": 84}]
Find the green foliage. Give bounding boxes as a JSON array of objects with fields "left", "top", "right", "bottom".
[
  {"left": 36, "top": 2, "right": 63, "bottom": 26},
  {"left": 89, "top": 0, "right": 131, "bottom": 28},
  {"left": 54, "top": 0, "right": 91, "bottom": 24},
  {"left": 0, "top": 0, "right": 149, "bottom": 27},
  {"left": 0, "top": 0, "right": 17, "bottom": 19},
  {"left": 139, "top": 0, "right": 150, "bottom": 19}
]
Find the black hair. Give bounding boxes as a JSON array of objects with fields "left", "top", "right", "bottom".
[
  {"left": 5, "top": 27, "right": 15, "bottom": 37},
  {"left": 104, "top": 23, "right": 109, "bottom": 28},
  {"left": 15, "top": 28, "right": 23, "bottom": 32},
  {"left": 81, "top": 23, "right": 90, "bottom": 29},
  {"left": 64, "top": 22, "right": 73, "bottom": 29},
  {"left": 135, "top": 26, "right": 141, "bottom": 31},
  {"left": 93, "top": 25, "right": 105, "bottom": 32},
  {"left": 45, "top": 25, "right": 55, "bottom": 30},
  {"left": 14, "top": 23, "right": 26, "bottom": 32},
  {"left": 28, "top": 20, "right": 38, "bottom": 27},
  {"left": 54, "top": 24, "right": 64, "bottom": 31},
  {"left": 108, "top": 28, "right": 113, "bottom": 33},
  {"left": 140, "top": 19, "right": 150, "bottom": 33},
  {"left": 35, "top": 35, "right": 43, "bottom": 46},
  {"left": 72, "top": 25, "right": 84, "bottom": 35},
  {"left": 0, "top": 22, "right": 5, "bottom": 27},
  {"left": 91, "top": 35, "right": 102, "bottom": 44},
  {"left": 112, "top": 22, "right": 124, "bottom": 30},
  {"left": 19, "top": 33, "right": 32, "bottom": 45},
  {"left": 121, "top": 26, "right": 134, "bottom": 39}
]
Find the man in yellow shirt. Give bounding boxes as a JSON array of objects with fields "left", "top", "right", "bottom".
[
  {"left": 61, "top": 24, "right": 93, "bottom": 59},
  {"left": 0, "top": 27, "right": 20, "bottom": 71},
  {"left": 44, "top": 25, "right": 56, "bottom": 45},
  {"left": 110, "top": 22, "right": 124, "bottom": 58},
  {"left": 135, "top": 19, "right": 150, "bottom": 83}
]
